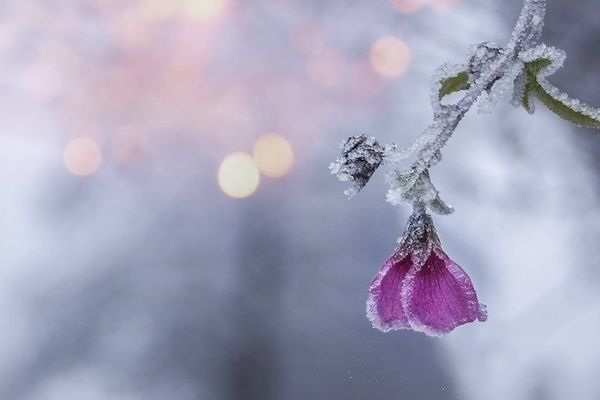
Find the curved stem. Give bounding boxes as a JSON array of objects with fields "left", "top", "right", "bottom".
[{"left": 402, "top": 0, "right": 546, "bottom": 198}]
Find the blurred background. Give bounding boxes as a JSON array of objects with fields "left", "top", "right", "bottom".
[{"left": 1, "top": 0, "right": 599, "bottom": 399}]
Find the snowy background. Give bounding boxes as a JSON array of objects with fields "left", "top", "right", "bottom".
[{"left": 0, "top": 0, "right": 599, "bottom": 399}]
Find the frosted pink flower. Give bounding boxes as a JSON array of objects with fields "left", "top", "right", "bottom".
[{"left": 367, "top": 212, "right": 487, "bottom": 336}]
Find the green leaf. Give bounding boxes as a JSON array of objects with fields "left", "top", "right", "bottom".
[
  {"left": 521, "top": 58, "right": 549, "bottom": 112},
  {"left": 531, "top": 81, "right": 600, "bottom": 128},
  {"left": 526, "top": 58, "right": 552, "bottom": 76},
  {"left": 521, "top": 58, "right": 600, "bottom": 129},
  {"left": 439, "top": 71, "right": 469, "bottom": 100},
  {"left": 521, "top": 58, "right": 551, "bottom": 112}
]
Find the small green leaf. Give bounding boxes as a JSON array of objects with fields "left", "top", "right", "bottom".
[
  {"left": 531, "top": 81, "right": 600, "bottom": 128},
  {"left": 439, "top": 71, "right": 469, "bottom": 99},
  {"left": 521, "top": 57, "right": 600, "bottom": 128},
  {"left": 526, "top": 58, "right": 552, "bottom": 76}
]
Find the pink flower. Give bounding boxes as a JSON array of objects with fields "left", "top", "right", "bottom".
[{"left": 367, "top": 212, "right": 487, "bottom": 336}]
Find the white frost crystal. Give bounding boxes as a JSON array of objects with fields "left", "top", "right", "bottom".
[
  {"left": 508, "top": 0, "right": 546, "bottom": 51},
  {"left": 468, "top": 42, "right": 502, "bottom": 80},
  {"left": 386, "top": 170, "right": 437, "bottom": 206},
  {"left": 519, "top": 44, "right": 566, "bottom": 76},
  {"left": 386, "top": 169, "right": 454, "bottom": 215},
  {"left": 478, "top": 61, "right": 524, "bottom": 114},
  {"left": 385, "top": 125, "right": 440, "bottom": 165}
]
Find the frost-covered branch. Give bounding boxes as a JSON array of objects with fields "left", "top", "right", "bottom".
[
  {"left": 331, "top": 0, "right": 600, "bottom": 215},
  {"left": 331, "top": 0, "right": 600, "bottom": 336},
  {"left": 385, "top": 0, "right": 545, "bottom": 211}
]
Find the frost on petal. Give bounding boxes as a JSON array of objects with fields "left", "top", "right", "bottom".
[
  {"left": 367, "top": 254, "right": 412, "bottom": 332},
  {"left": 402, "top": 247, "right": 486, "bottom": 337}
]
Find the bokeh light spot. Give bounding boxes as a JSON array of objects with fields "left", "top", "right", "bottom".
[
  {"left": 307, "top": 48, "right": 346, "bottom": 88},
  {"left": 430, "top": 0, "right": 460, "bottom": 11},
  {"left": 180, "top": 0, "right": 228, "bottom": 20},
  {"left": 111, "top": 130, "right": 148, "bottom": 165},
  {"left": 391, "top": 0, "right": 428, "bottom": 13},
  {"left": 369, "top": 36, "right": 411, "bottom": 77},
  {"left": 253, "top": 134, "right": 294, "bottom": 178},
  {"left": 141, "top": 0, "right": 228, "bottom": 21},
  {"left": 64, "top": 138, "right": 102, "bottom": 176},
  {"left": 218, "top": 152, "right": 260, "bottom": 198},
  {"left": 289, "top": 20, "right": 324, "bottom": 55},
  {"left": 349, "top": 61, "right": 384, "bottom": 98}
]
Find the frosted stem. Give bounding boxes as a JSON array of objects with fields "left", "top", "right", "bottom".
[
  {"left": 402, "top": 0, "right": 546, "bottom": 201},
  {"left": 330, "top": 0, "right": 558, "bottom": 209}
]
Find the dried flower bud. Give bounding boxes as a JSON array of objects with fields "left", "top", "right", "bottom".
[{"left": 329, "top": 135, "right": 393, "bottom": 197}]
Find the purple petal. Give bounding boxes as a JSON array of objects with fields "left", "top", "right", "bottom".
[
  {"left": 402, "top": 248, "right": 486, "bottom": 336},
  {"left": 367, "top": 254, "right": 412, "bottom": 332}
]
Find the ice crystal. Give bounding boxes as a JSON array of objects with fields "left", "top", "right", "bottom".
[
  {"left": 386, "top": 169, "right": 453, "bottom": 215},
  {"left": 468, "top": 42, "right": 502, "bottom": 81},
  {"left": 386, "top": 169, "right": 437, "bottom": 206},
  {"left": 478, "top": 61, "right": 524, "bottom": 114},
  {"left": 385, "top": 124, "right": 441, "bottom": 167},
  {"left": 508, "top": 0, "right": 546, "bottom": 51},
  {"left": 519, "top": 44, "right": 565, "bottom": 76}
]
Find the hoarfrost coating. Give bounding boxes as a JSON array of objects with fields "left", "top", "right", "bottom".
[{"left": 331, "top": 0, "right": 600, "bottom": 213}]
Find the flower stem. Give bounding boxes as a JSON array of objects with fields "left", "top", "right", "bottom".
[{"left": 402, "top": 0, "right": 546, "bottom": 201}]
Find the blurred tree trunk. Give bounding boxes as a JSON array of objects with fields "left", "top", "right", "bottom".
[{"left": 227, "top": 195, "right": 284, "bottom": 400}]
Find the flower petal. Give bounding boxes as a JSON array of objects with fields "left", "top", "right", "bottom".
[
  {"left": 402, "top": 248, "right": 486, "bottom": 336},
  {"left": 367, "top": 254, "right": 413, "bottom": 332}
]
